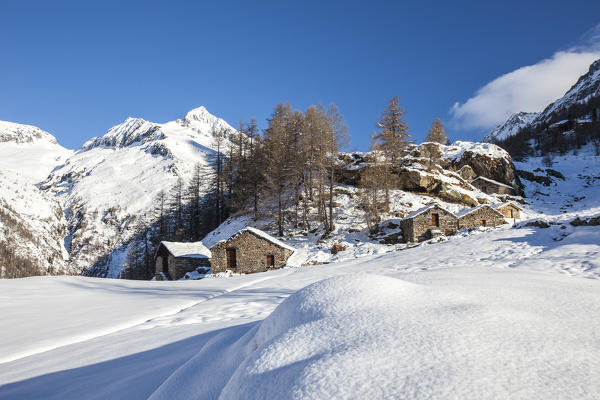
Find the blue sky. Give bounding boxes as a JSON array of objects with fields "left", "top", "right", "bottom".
[{"left": 2, "top": 1, "right": 600, "bottom": 150}]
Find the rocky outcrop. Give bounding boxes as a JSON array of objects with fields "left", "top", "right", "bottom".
[
  {"left": 335, "top": 141, "right": 520, "bottom": 208},
  {"left": 451, "top": 150, "right": 517, "bottom": 188},
  {"left": 396, "top": 168, "right": 440, "bottom": 192},
  {"left": 458, "top": 165, "right": 476, "bottom": 181},
  {"left": 570, "top": 216, "right": 600, "bottom": 226},
  {"left": 433, "top": 183, "right": 478, "bottom": 207},
  {"left": 515, "top": 168, "right": 566, "bottom": 187}
]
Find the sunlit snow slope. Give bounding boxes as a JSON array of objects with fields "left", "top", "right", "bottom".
[
  {"left": 41, "top": 107, "right": 235, "bottom": 276},
  {"left": 0, "top": 122, "right": 72, "bottom": 277},
  {"left": 0, "top": 121, "right": 72, "bottom": 183},
  {"left": 0, "top": 144, "right": 599, "bottom": 398}
]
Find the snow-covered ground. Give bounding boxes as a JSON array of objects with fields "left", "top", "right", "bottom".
[
  {"left": 0, "top": 222, "right": 599, "bottom": 399},
  {"left": 0, "top": 148, "right": 599, "bottom": 399}
]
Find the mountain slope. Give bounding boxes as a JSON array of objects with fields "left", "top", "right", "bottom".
[
  {"left": 0, "top": 122, "right": 72, "bottom": 277},
  {"left": 0, "top": 121, "right": 72, "bottom": 183},
  {"left": 486, "top": 59, "right": 600, "bottom": 145},
  {"left": 484, "top": 112, "right": 538, "bottom": 142},
  {"left": 41, "top": 106, "right": 235, "bottom": 277},
  {"left": 0, "top": 169, "right": 69, "bottom": 278}
]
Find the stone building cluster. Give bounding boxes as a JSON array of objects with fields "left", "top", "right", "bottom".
[
  {"left": 154, "top": 227, "right": 295, "bottom": 280},
  {"left": 400, "top": 202, "right": 521, "bottom": 243},
  {"left": 153, "top": 202, "right": 522, "bottom": 280}
]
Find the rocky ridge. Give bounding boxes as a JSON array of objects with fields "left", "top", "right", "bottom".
[{"left": 485, "top": 58, "right": 600, "bottom": 145}]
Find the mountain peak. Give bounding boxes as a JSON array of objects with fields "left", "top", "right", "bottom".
[
  {"left": 81, "top": 117, "right": 162, "bottom": 150},
  {"left": 179, "top": 106, "right": 236, "bottom": 134},
  {"left": 484, "top": 57, "right": 600, "bottom": 143},
  {"left": 0, "top": 120, "right": 60, "bottom": 145},
  {"left": 184, "top": 106, "right": 212, "bottom": 122},
  {"left": 484, "top": 112, "right": 538, "bottom": 143}
]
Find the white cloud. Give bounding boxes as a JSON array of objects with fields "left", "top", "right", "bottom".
[{"left": 450, "top": 46, "right": 600, "bottom": 131}]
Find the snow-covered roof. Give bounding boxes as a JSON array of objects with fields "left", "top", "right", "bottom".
[
  {"left": 225, "top": 227, "right": 296, "bottom": 252},
  {"left": 402, "top": 203, "right": 454, "bottom": 221},
  {"left": 491, "top": 201, "right": 523, "bottom": 211},
  {"left": 471, "top": 176, "right": 513, "bottom": 189},
  {"left": 455, "top": 204, "right": 504, "bottom": 218},
  {"left": 160, "top": 241, "right": 211, "bottom": 259}
]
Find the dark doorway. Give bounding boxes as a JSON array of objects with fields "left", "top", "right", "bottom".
[
  {"left": 480, "top": 219, "right": 487, "bottom": 227},
  {"left": 226, "top": 248, "right": 237, "bottom": 270},
  {"left": 266, "top": 255, "right": 275, "bottom": 268},
  {"left": 162, "top": 255, "right": 169, "bottom": 279},
  {"left": 431, "top": 213, "right": 440, "bottom": 227}
]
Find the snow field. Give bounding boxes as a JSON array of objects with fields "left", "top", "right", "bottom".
[
  {"left": 1, "top": 222, "right": 600, "bottom": 399},
  {"left": 153, "top": 269, "right": 600, "bottom": 399}
]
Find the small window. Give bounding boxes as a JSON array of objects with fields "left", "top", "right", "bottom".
[
  {"left": 266, "top": 255, "right": 275, "bottom": 267},
  {"left": 431, "top": 213, "right": 440, "bottom": 227}
]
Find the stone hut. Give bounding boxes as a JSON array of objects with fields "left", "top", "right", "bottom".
[
  {"left": 210, "top": 227, "right": 295, "bottom": 274},
  {"left": 154, "top": 241, "right": 211, "bottom": 280},
  {"left": 493, "top": 202, "right": 522, "bottom": 220},
  {"left": 471, "top": 176, "right": 515, "bottom": 195},
  {"left": 457, "top": 204, "right": 506, "bottom": 230},
  {"left": 400, "top": 203, "right": 458, "bottom": 243}
]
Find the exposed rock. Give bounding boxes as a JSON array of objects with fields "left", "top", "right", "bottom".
[
  {"left": 534, "top": 168, "right": 565, "bottom": 181},
  {"left": 433, "top": 183, "right": 478, "bottom": 207},
  {"left": 410, "top": 142, "right": 443, "bottom": 162},
  {"left": 335, "top": 153, "right": 365, "bottom": 186},
  {"left": 378, "top": 232, "right": 403, "bottom": 244},
  {"left": 452, "top": 150, "right": 517, "bottom": 188},
  {"left": 397, "top": 168, "right": 441, "bottom": 192},
  {"left": 516, "top": 170, "right": 553, "bottom": 186},
  {"left": 525, "top": 220, "right": 551, "bottom": 228},
  {"left": 458, "top": 165, "right": 476, "bottom": 182},
  {"left": 570, "top": 216, "right": 600, "bottom": 226},
  {"left": 330, "top": 243, "right": 347, "bottom": 254}
]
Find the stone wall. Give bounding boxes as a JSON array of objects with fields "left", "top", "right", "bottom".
[
  {"left": 498, "top": 204, "right": 521, "bottom": 219},
  {"left": 401, "top": 206, "right": 458, "bottom": 243},
  {"left": 167, "top": 255, "right": 210, "bottom": 280},
  {"left": 211, "top": 231, "right": 294, "bottom": 274},
  {"left": 471, "top": 179, "right": 515, "bottom": 195},
  {"left": 458, "top": 206, "right": 506, "bottom": 230},
  {"left": 154, "top": 245, "right": 210, "bottom": 280}
]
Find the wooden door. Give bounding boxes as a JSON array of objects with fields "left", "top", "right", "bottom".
[
  {"left": 226, "top": 248, "right": 237, "bottom": 270},
  {"left": 266, "top": 255, "right": 275, "bottom": 268},
  {"left": 431, "top": 213, "right": 439, "bottom": 227}
]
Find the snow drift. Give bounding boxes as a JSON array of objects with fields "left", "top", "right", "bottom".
[{"left": 151, "top": 272, "right": 600, "bottom": 399}]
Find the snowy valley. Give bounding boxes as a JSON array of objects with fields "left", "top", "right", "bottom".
[
  {"left": 0, "top": 145, "right": 598, "bottom": 398},
  {"left": 1, "top": 57, "right": 600, "bottom": 399},
  {"left": 0, "top": 107, "right": 525, "bottom": 279}
]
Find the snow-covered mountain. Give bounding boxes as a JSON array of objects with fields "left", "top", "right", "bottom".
[
  {"left": 1, "top": 145, "right": 598, "bottom": 398},
  {"left": 485, "top": 58, "right": 600, "bottom": 143},
  {"left": 483, "top": 112, "right": 538, "bottom": 142},
  {"left": 0, "top": 106, "right": 525, "bottom": 279},
  {"left": 543, "top": 58, "right": 600, "bottom": 116},
  {"left": 0, "top": 169, "right": 69, "bottom": 278},
  {"left": 0, "top": 122, "right": 72, "bottom": 277},
  {"left": 40, "top": 106, "right": 235, "bottom": 277},
  {"left": 0, "top": 120, "right": 72, "bottom": 183}
]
